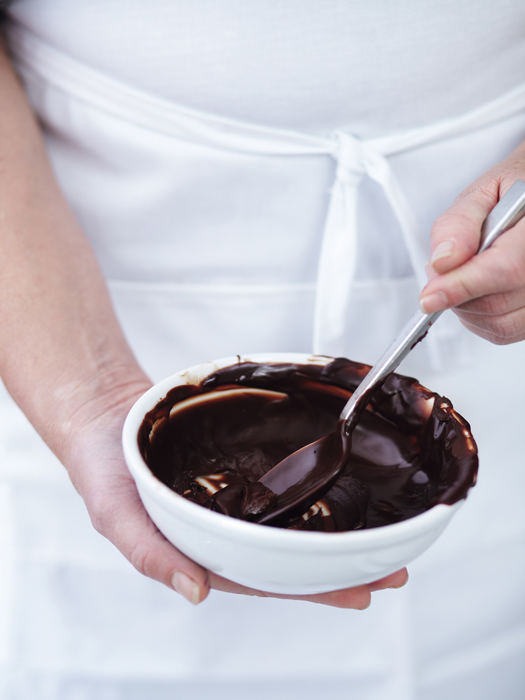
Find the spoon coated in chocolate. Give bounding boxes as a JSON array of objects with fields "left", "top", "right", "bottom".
[
  {"left": 257, "top": 420, "right": 350, "bottom": 525},
  {"left": 257, "top": 180, "right": 525, "bottom": 525}
]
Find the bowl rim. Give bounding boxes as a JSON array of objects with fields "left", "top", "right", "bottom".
[{"left": 122, "top": 352, "right": 462, "bottom": 552}]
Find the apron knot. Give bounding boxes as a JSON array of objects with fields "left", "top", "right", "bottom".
[
  {"left": 333, "top": 132, "right": 368, "bottom": 187},
  {"left": 333, "top": 131, "right": 389, "bottom": 189}
]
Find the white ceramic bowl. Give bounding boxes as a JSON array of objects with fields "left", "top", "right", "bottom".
[{"left": 123, "top": 353, "right": 464, "bottom": 594}]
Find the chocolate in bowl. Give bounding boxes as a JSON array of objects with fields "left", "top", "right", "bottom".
[
  {"left": 123, "top": 353, "right": 478, "bottom": 593},
  {"left": 138, "top": 358, "right": 478, "bottom": 533}
]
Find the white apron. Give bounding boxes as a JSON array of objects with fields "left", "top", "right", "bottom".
[{"left": 1, "top": 19, "right": 525, "bottom": 700}]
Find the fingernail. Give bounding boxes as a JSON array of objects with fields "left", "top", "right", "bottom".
[
  {"left": 172, "top": 571, "right": 201, "bottom": 605},
  {"left": 420, "top": 291, "right": 448, "bottom": 314},
  {"left": 430, "top": 240, "right": 455, "bottom": 268}
]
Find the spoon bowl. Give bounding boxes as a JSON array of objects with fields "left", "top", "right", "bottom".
[{"left": 258, "top": 421, "right": 349, "bottom": 525}]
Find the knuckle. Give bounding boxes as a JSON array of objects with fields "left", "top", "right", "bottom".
[
  {"left": 430, "top": 213, "right": 450, "bottom": 240},
  {"left": 470, "top": 182, "right": 499, "bottom": 207},
  {"left": 471, "top": 294, "right": 509, "bottom": 316},
  {"left": 453, "top": 275, "right": 477, "bottom": 305},
  {"left": 486, "top": 332, "right": 512, "bottom": 346},
  {"left": 485, "top": 294, "right": 511, "bottom": 316},
  {"left": 90, "top": 513, "right": 106, "bottom": 537},
  {"left": 431, "top": 210, "right": 475, "bottom": 243},
  {"left": 431, "top": 199, "right": 487, "bottom": 254},
  {"left": 88, "top": 498, "right": 113, "bottom": 537},
  {"left": 487, "top": 313, "right": 519, "bottom": 340},
  {"left": 128, "top": 538, "right": 155, "bottom": 578},
  {"left": 457, "top": 174, "right": 499, "bottom": 202}
]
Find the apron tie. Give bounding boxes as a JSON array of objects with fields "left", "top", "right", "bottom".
[{"left": 314, "top": 132, "right": 428, "bottom": 357}]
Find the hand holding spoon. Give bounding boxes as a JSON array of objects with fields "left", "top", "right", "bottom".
[{"left": 258, "top": 180, "right": 525, "bottom": 525}]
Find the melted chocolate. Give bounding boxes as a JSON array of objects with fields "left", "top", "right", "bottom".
[{"left": 138, "top": 359, "right": 478, "bottom": 531}]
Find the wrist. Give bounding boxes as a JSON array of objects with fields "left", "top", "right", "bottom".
[{"left": 51, "top": 360, "right": 152, "bottom": 466}]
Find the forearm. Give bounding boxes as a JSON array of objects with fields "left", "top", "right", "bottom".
[{"left": 0, "top": 41, "right": 149, "bottom": 460}]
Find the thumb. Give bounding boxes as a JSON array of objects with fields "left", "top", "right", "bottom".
[{"left": 427, "top": 185, "right": 498, "bottom": 277}]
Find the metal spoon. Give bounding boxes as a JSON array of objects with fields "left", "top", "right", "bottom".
[{"left": 258, "top": 179, "right": 525, "bottom": 525}]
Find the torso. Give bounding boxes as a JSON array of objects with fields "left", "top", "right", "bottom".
[{"left": 7, "top": 0, "right": 525, "bottom": 136}]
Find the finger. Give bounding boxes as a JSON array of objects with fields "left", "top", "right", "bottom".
[
  {"left": 457, "top": 316, "right": 525, "bottom": 344},
  {"left": 427, "top": 185, "right": 497, "bottom": 275},
  {"left": 368, "top": 568, "right": 409, "bottom": 592},
  {"left": 209, "top": 567, "right": 408, "bottom": 610},
  {"left": 87, "top": 470, "right": 210, "bottom": 604},
  {"left": 420, "top": 217, "right": 525, "bottom": 313},
  {"left": 455, "top": 307, "right": 525, "bottom": 345},
  {"left": 426, "top": 155, "right": 525, "bottom": 277},
  {"left": 455, "top": 287, "right": 525, "bottom": 315},
  {"left": 209, "top": 572, "right": 372, "bottom": 609}
]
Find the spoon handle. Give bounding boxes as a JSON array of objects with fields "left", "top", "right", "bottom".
[{"left": 340, "top": 179, "right": 525, "bottom": 432}]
